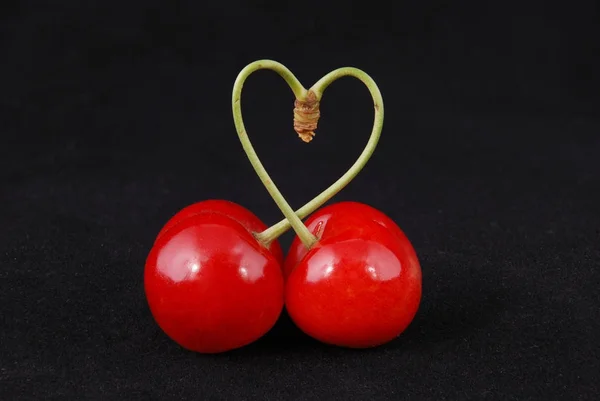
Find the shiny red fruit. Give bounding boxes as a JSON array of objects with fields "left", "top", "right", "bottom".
[
  {"left": 156, "top": 199, "right": 284, "bottom": 265},
  {"left": 145, "top": 211, "right": 284, "bottom": 353},
  {"left": 284, "top": 201, "right": 422, "bottom": 348}
]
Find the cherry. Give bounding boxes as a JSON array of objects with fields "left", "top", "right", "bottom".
[
  {"left": 155, "top": 199, "right": 284, "bottom": 265},
  {"left": 284, "top": 201, "right": 422, "bottom": 348},
  {"left": 144, "top": 209, "right": 284, "bottom": 353}
]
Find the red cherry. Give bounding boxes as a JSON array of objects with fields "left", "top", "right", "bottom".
[
  {"left": 156, "top": 200, "right": 284, "bottom": 265},
  {"left": 284, "top": 201, "right": 422, "bottom": 348},
  {"left": 145, "top": 211, "right": 284, "bottom": 353}
]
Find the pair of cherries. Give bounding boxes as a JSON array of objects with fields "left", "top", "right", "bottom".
[
  {"left": 143, "top": 60, "right": 422, "bottom": 353},
  {"left": 144, "top": 199, "right": 421, "bottom": 353}
]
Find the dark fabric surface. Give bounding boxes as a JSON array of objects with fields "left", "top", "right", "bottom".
[{"left": 2, "top": 2, "right": 599, "bottom": 400}]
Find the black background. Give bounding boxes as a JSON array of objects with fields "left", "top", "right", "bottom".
[{"left": 2, "top": 1, "right": 599, "bottom": 400}]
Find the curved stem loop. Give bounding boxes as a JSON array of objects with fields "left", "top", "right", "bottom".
[
  {"left": 232, "top": 60, "right": 384, "bottom": 249},
  {"left": 232, "top": 60, "right": 318, "bottom": 248}
]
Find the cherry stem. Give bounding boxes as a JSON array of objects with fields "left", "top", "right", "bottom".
[{"left": 232, "top": 60, "right": 384, "bottom": 249}]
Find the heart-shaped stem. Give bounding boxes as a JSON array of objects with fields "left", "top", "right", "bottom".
[{"left": 232, "top": 60, "right": 384, "bottom": 249}]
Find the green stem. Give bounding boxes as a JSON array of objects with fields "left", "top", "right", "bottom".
[
  {"left": 255, "top": 67, "right": 384, "bottom": 245},
  {"left": 232, "top": 60, "right": 318, "bottom": 248}
]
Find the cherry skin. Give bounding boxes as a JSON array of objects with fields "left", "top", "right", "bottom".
[
  {"left": 145, "top": 211, "right": 284, "bottom": 353},
  {"left": 284, "top": 201, "right": 422, "bottom": 348},
  {"left": 156, "top": 199, "right": 284, "bottom": 265}
]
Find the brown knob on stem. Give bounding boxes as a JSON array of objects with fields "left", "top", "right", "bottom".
[{"left": 293, "top": 90, "right": 320, "bottom": 143}]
